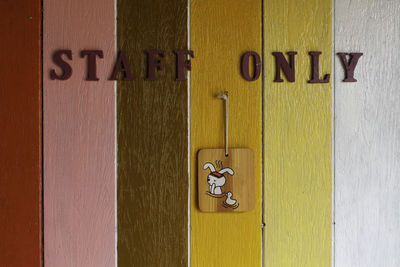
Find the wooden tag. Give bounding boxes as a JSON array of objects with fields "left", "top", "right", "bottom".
[{"left": 197, "top": 148, "right": 254, "bottom": 212}]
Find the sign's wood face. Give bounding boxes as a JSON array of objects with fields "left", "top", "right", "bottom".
[{"left": 198, "top": 148, "right": 255, "bottom": 212}]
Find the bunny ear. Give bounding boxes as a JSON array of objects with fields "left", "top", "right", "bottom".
[
  {"left": 218, "top": 168, "right": 234, "bottom": 176},
  {"left": 203, "top": 162, "right": 216, "bottom": 172}
]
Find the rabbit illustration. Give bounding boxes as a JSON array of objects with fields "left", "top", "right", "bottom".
[{"left": 203, "top": 162, "right": 234, "bottom": 195}]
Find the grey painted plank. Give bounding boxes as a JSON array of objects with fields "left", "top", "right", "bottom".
[{"left": 335, "top": 1, "right": 400, "bottom": 266}]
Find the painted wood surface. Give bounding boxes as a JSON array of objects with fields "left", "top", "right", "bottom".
[
  {"left": 43, "top": 0, "right": 116, "bottom": 266},
  {"left": 116, "top": 0, "right": 188, "bottom": 266},
  {"left": 263, "top": 0, "right": 332, "bottom": 266},
  {"left": 190, "top": 0, "right": 262, "bottom": 265},
  {"left": 0, "top": 1, "right": 41, "bottom": 265},
  {"left": 334, "top": 1, "right": 400, "bottom": 266}
]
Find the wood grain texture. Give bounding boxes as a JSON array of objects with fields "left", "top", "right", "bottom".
[
  {"left": 334, "top": 1, "right": 400, "bottom": 266},
  {"left": 263, "top": 0, "right": 332, "bottom": 266},
  {"left": 190, "top": 0, "right": 262, "bottom": 265},
  {"left": 0, "top": 1, "right": 41, "bottom": 265},
  {"left": 116, "top": 0, "right": 188, "bottom": 266},
  {"left": 198, "top": 148, "right": 255, "bottom": 212},
  {"left": 43, "top": 0, "right": 116, "bottom": 266}
]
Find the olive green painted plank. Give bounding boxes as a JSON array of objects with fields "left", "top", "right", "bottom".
[{"left": 117, "top": 0, "right": 188, "bottom": 266}]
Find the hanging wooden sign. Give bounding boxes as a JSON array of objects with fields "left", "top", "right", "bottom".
[
  {"left": 198, "top": 148, "right": 255, "bottom": 212},
  {"left": 197, "top": 92, "right": 255, "bottom": 212}
]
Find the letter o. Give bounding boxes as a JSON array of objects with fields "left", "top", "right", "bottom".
[{"left": 241, "top": 51, "right": 261, "bottom": 81}]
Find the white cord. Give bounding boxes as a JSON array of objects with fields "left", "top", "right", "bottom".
[{"left": 217, "top": 92, "right": 229, "bottom": 156}]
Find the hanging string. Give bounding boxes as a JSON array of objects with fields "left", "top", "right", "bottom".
[{"left": 217, "top": 91, "right": 229, "bottom": 157}]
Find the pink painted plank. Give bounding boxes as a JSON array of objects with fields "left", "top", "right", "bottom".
[{"left": 43, "top": 0, "right": 115, "bottom": 266}]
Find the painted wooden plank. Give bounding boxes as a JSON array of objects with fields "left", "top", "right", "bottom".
[
  {"left": 116, "top": 0, "right": 188, "bottom": 266},
  {"left": 190, "top": 1, "right": 262, "bottom": 266},
  {"left": 334, "top": 1, "right": 400, "bottom": 266},
  {"left": 263, "top": 0, "right": 332, "bottom": 266},
  {"left": 0, "top": 1, "right": 41, "bottom": 265},
  {"left": 43, "top": 0, "right": 116, "bottom": 266}
]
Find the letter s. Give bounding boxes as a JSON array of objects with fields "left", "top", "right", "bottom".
[{"left": 50, "top": 50, "right": 72, "bottom": 80}]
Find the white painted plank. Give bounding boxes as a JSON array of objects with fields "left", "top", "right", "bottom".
[{"left": 335, "top": 0, "right": 400, "bottom": 266}]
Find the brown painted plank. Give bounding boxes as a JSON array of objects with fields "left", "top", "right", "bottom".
[
  {"left": 43, "top": 0, "right": 116, "bottom": 266},
  {"left": 117, "top": 0, "right": 188, "bottom": 266},
  {"left": 0, "top": 1, "right": 42, "bottom": 266}
]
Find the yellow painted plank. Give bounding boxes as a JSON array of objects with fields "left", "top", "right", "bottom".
[
  {"left": 263, "top": 0, "right": 332, "bottom": 266},
  {"left": 190, "top": 0, "right": 262, "bottom": 266}
]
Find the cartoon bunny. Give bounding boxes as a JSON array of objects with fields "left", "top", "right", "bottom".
[{"left": 203, "top": 162, "right": 234, "bottom": 195}]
